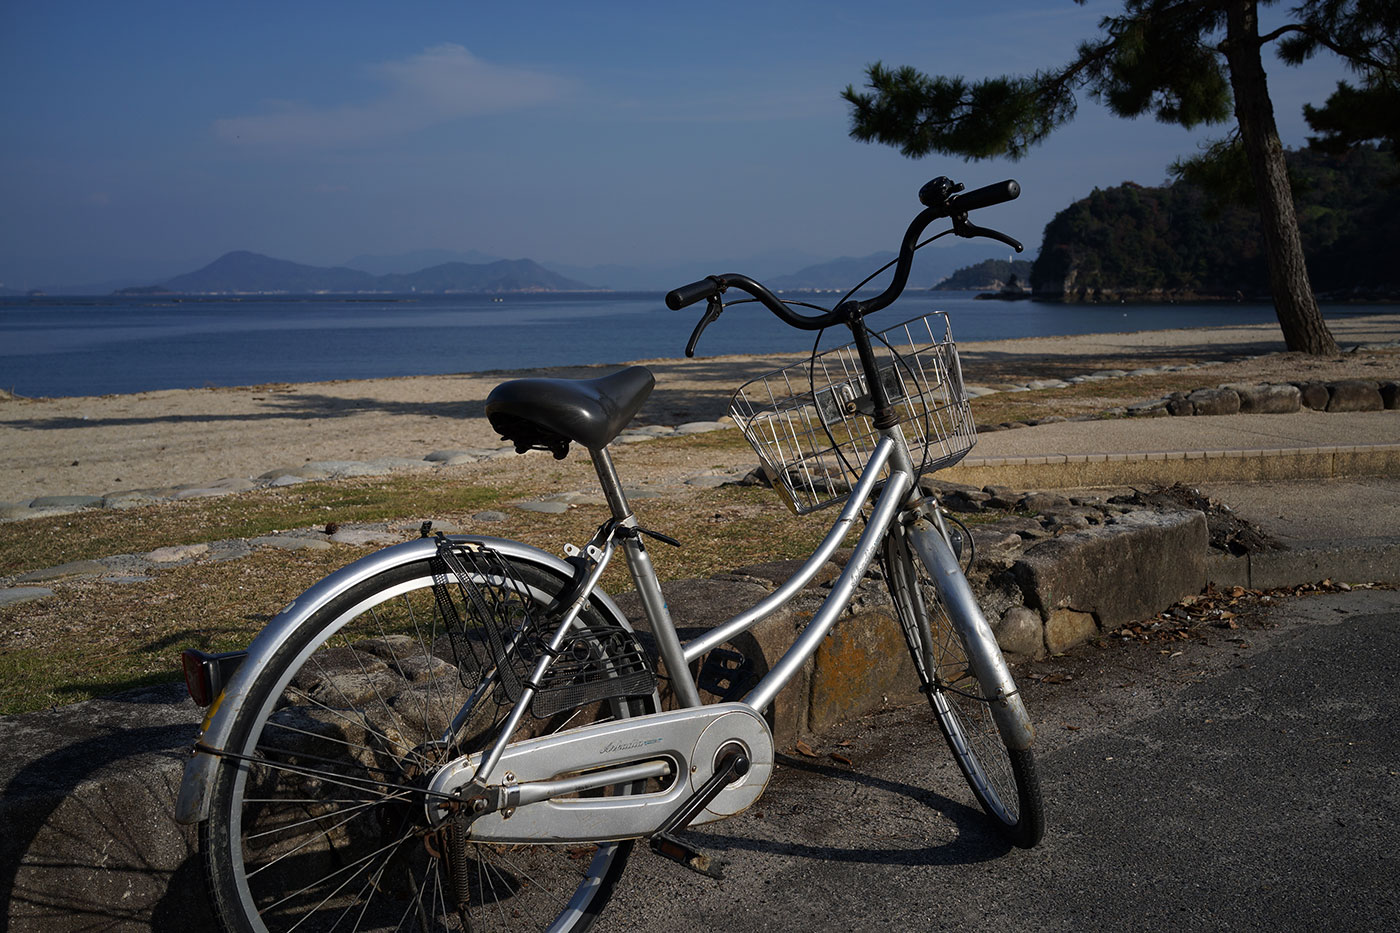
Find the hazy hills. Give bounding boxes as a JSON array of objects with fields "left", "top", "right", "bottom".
[
  {"left": 149, "top": 251, "right": 591, "bottom": 294},
  {"left": 18, "top": 241, "right": 1017, "bottom": 297}
]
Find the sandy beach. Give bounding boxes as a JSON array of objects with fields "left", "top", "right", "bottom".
[{"left": 3, "top": 314, "right": 1398, "bottom": 504}]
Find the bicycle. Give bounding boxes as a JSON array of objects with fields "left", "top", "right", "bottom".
[{"left": 175, "top": 174, "right": 1045, "bottom": 933}]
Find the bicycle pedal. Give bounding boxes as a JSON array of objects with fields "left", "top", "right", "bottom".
[
  {"left": 649, "top": 831, "right": 727, "bottom": 880},
  {"left": 697, "top": 646, "right": 757, "bottom": 702}
]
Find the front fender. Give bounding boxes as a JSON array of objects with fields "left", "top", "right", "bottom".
[{"left": 174, "top": 535, "right": 638, "bottom": 824}]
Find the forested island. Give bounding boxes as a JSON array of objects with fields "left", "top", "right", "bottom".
[
  {"left": 1031, "top": 145, "right": 1398, "bottom": 302},
  {"left": 934, "top": 258, "right": 1034, "bottom": 291}
]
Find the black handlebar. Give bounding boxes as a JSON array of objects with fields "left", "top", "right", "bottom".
[
  {"left": 948, "top": 179, "right": 1020, "bottom": 214},
  {"left": 671, "top": 175, "right": 1022, "bottom": 349},
  {"left": 665, "top": 277, "right": 722, "bottom": 311}
]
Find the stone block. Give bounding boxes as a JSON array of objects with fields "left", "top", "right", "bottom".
[
  {"left": 14, "top": 560, "right": 108, "bottom": 583},
  {"left": 1187, "top": 388, "right": 1240, "bottom": 416},
  {"left": 808, "top": 606, "right": 920, "bottom": 734},
  {"left": 994, "top": 606, "right": 1045, "bottom": 659},
  {"left": 27, "top": 495, "right": 104, "bottom": 510},
  {"left": 0, "top": 586, "right": 54, "bottom": 607},
  {"left": 1045, "top": 609, "right": 1098, "bottom": 655},
  {"left": 1326, "top": 380, "right": 1382, "bottom": 412},
  {"left": 1294, "top": 381, "right": 1330, "bottom": 410},
  {"left": 1226, "top": 383, "right": 1300, "bottom": 414},
  {"left": 0, "top": 685, "right": 214, "bottom": 932},
  {"left": 1167, "top": 393, "right": 1194, "bottom": 416},
  {"left": 1011, "top": 510, "right": 1208, "bottom": 636}
]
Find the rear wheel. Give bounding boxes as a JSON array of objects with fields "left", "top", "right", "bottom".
[
  {"left": 201, "top": 554, "right": 655, "bottom": 932},
  {"left": 883, "top": 532, "right": 1045, "bottom": 848}
]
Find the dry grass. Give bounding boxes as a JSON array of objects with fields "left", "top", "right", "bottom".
[{"left": 0, "top": 434, "right": 834, "bottom": 715}]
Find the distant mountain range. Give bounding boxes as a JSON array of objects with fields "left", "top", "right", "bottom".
[
  {"left": 130, "top": 251, "right": 591, "bottom": 295},
  {"left": 87, "top": 240, "right": 1014, "bottom": 297}
]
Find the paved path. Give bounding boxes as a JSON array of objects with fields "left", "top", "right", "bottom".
[{"left": 603, "top": 588, "right": 1400, "bottom": 932}]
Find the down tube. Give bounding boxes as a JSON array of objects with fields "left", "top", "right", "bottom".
[
  {"left": 907, "top": 518, "right": 1035, "bottom": 749},
  {"left": 744, "top": 469, "right": 912, "bottom": 715}
]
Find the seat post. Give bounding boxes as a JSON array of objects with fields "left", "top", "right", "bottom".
[
  {"left": 588, "top": 445, "right": 703, "bottom": 708},
  {"left": 589, "top": 445, "right": 633, "bottom": 523}
]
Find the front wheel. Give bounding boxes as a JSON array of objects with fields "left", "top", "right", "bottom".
[
  {"left": 200, "top": 552, "right": 656, "bottom": 933},
  {"left": 883, "top": 531, "right": 1045, "bottom": 848}
]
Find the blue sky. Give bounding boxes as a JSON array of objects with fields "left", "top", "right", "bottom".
[{"left": 1, "top": 0, "right": 1352, "bottom": 288}]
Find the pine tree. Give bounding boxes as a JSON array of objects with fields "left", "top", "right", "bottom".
[{"left": 843, "top": 1, "right": 1397, "bottom": 354}]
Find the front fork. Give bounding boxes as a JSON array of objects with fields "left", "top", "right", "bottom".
[{"left": 893, "top": 498, "right": 1035, "bottom": 750}]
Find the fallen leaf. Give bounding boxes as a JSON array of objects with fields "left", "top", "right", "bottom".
[
  {"left": 831, "top": 752, "right": 853, "bottom": 766},
  {"left": 794, "top": 740, "right": 819, "bottom": 758}
]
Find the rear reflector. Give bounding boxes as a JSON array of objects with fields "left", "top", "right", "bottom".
[{"left": 181, "top": 649, "right": 248, "bottom": 707}]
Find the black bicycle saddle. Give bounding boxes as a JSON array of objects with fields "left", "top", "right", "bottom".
[{"left": 485, "top": 365, "right": 655, "bottom": 458}]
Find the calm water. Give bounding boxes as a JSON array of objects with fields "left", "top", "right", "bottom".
[{"left": 0, "top": 292, "right": 1387, "bottom": 398}]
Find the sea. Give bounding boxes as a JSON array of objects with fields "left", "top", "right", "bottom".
[{"left": 0, "top": 291, "right": 1390, "bottom": 399}]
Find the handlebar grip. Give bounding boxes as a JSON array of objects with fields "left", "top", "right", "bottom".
[
  {"left": 947, "top": 179, "right": 1020, "bottom": 214},
  {"left": 666, "top": 277, "right": 722, "bottom": 311}
]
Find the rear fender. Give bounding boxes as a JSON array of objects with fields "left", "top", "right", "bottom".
[{"left": 174, "top": 535, "right": 642, "bottom": 824}]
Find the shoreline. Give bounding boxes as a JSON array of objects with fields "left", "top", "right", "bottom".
[{"left": 3, "top": 315, "right": 1399, "bottom": 506}]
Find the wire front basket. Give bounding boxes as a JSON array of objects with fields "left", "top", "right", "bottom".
[{"left": 729, "top": 312, "right": 976, "bottom": 515}]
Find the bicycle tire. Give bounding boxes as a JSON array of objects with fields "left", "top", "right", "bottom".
[
  {"left": 883, "top": 531, "right": 1045, "bottom": 848},
  {"left": 201, "top": 554, "right": 656, "bottom": 933}
]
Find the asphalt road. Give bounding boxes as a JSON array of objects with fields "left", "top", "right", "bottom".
[{"left": 602, "top": 588, "right": 1399, "bottom": 932}]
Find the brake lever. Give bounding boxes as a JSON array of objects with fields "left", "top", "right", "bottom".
[
  {"left": 951, "top": 214, "right": 1024, "bottom": 253},
  {"left": 684, "top": 295, "right": 725, "bottom": 358}
]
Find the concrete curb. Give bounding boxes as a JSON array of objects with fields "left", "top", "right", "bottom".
[{"left": 941, "top": 443, "right": 1400, "bottom": 489}]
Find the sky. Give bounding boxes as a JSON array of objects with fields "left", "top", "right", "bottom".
[{"left": 0, "top": 0, "right": 1355, "bottom": 289}]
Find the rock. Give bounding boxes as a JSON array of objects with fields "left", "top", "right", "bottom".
[
  {"left": 1226, "top": 383, "right": 1300, "bottom": 414},
  {"left": 365, "top": 457, "right": 435, "bottom": 473},
  {"left": 516, "top": 501, "right": 569, "bottom": 514},
  {"left": 684, "top": 475, "right": 732, "bottom": 488},
  {"left": 1326, "top": 380, "right": 1383, "bottom": 412},
  {"left": 472, "top": 510, "right": 509, "bottom": 523},
  {"left": 145, "top": 543, "right": 210, "bottom": 564},
  {"left": 423, "top": 450, "right": 470, "bottom": 462},
  {"left": 1127, "top": 399, "right": 1169, "bottom": 417},
  {"left": 1021, "top": 492, "right": 1070, "bottom": 515},
  {"left": 0, "top": 586, "right": 54, "bottom": 607},
  {"left": 102, "top": 490, "right": 166, "bottom": 509},
  {"left": 1011, "top": 510, "right": 1208, "bottom": 636},
  {"left": 27, "top": 495, "right": 104, "bottom": 510},
  {"left": 328, "top": 528, "right": 400, "bottom": 547},
  {"left": 1045, "top": 609, "right": 1099, "bottom": 654},
  {"left": 994, "top": 606, "right": 1044, "bottom": 659},
  {"left": 1187, "top": 388, "right": 1241, "bottom": 416},
  {"left": 14, "top": 560, "right": 108, "bottom": 583},
  {"left": 266, "top": 474, "right": 311, "bottom": 487},
  {"left": 1293, "top": 381, "right": 1330, "bottom": 410},
  {"left": 0, "top": 502, "right": 35, "bottom": 520},
  {"left": 249, "top": 535, "right": 333, "bottom": 551},
  {"left": 944, "top": 489, "right": 990, "bottom": 513},
  {"left": 675, "top": 421, "right": 730, "bottom": 434},
  {"left": 1166, "top": 393, "right": 1194, "bottom": 416},
  {"left": 172, "top": 486, "right": 237, "bottom": 500}
]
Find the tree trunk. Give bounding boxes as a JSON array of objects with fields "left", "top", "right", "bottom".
[{"left": 1223, "top": 0, "right": 1339, "bottom": 355}]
